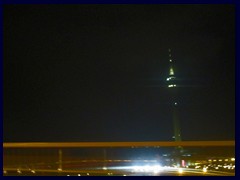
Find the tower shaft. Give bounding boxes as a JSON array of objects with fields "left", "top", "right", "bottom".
[
  {"left": 173, "top": 103, "right": 181, "bottom": 142},
  {"left": 166, "top": 49, "right": 182, "bottom": 142}
]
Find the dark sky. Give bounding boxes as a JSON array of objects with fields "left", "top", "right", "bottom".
[{"left": 3, "top": 4, "right": 235, "bottom": 142}]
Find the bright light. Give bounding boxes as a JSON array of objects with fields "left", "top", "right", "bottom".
[
  {"left": 181, "top": 160, "right": 185, "bottom": 167},
  {"left": 78, "top": 174, "right": 81, "bottom": 176},
  {"left": 168, "top": 84, "right": 176, "bottom": 88},
  {"left": 143, "top": 165, "right": 151, "bottom": 172},
  {"left": 133, "top": 166, "right": 142, "bottom": 172},
  {"left": 58, "top": 168, "right": 62, "bottom": 171},
  {"left": 17, "top": 169, "right": 22, "bottom": 174},
  {"left": 231, "top": 158, "right": 235, "bottom": 161},
  {"left": 103, "top": 167, "right": 107, "bottom": 170},
  {"left": 203, "top": 168, "right": 207, "bottom": 173},
  {"left": 178, "top": 168, "right": 183, "bottom": 174},
  {"left": 132, "top": 164, "right": 162, "bottom": 173},
  {"left": 166, "top": 76, "right": 176, "bottom": 81},
  {"left": 219, "top": 159, "right": 222, "bottom": 161},
  {"left": 170, "top": 68, "right": 174, "bottom": 75},
  {"left": 31, "top": 170, "right": 36, "bottom": 174},
  {"left": 153, "top": 165, "right": 162, "bottom": 173}
]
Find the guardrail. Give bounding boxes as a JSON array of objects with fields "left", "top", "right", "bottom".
[{"left": 3, "top": 141, "right": 235, "bottom": 148}]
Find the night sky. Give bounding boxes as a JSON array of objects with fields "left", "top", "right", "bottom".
[{"left": 3, "top": 4, "right": 235, "bottom": 142}]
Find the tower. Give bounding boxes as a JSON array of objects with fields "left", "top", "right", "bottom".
[{"left": 166, "top": 49, "right": 182, "bottom": 142}]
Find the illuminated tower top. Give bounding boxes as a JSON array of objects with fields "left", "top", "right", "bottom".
[{"left": 166, "top": 49, "right": 176, "bottom": 88}]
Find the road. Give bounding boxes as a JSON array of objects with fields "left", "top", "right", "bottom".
[{"left": 4, "top": 161, "right": 235, "bottom": 176}]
